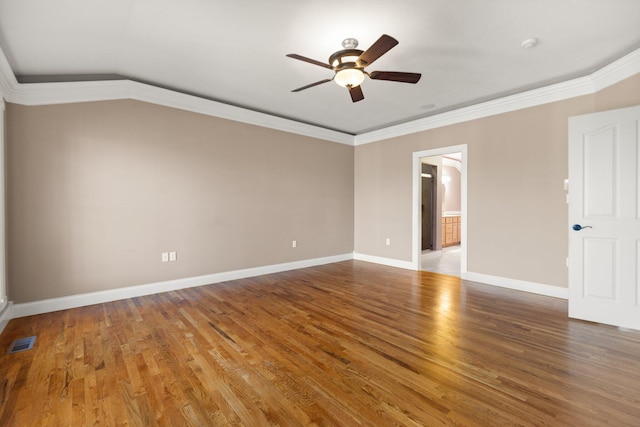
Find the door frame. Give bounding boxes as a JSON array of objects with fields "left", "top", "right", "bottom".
[{"left": 412, "top": 144, "right": 468, "bottom": 273}]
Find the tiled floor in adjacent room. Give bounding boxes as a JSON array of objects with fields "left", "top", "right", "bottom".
[{"left": 421, "top": 245, "right": 461, "bottom": 276}]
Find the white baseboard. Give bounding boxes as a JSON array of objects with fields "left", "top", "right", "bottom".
[
  {"left": 0, "top": 302, "right": 12, "bottom": 334},
  {"left": 5, "top": 254, "right": 568, "bottom": 323},
  {"left": 463, "top": 272, "right": 569, "bottom": 299},
  {"left": 353, "top": 253, "right": 414, "bottom": 270},
  {"left": 11, "top": 253, "right": 353, "bottom": 319},
  {"left": 349, "top": 254, "right": 567, "bottom": 299}
]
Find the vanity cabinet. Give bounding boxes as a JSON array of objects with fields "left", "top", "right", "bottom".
[{"left": 441, "top": 216, "right": 461, "bottom": 247}]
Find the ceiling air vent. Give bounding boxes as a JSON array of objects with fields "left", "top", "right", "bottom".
[{"left": 7, "top": 336, "right": 36, "bottom": 354}]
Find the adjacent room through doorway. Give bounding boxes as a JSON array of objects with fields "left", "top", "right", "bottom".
[{"left": 413, "top": 146, "right": 467, "bottom": 277}]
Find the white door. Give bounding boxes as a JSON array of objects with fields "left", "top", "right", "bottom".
[{"left": 568, "top": 104, "right": 640, "bottom": 330}]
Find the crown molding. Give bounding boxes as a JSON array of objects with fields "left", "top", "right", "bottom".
[
  {"left": 355, "top": 48, "right": 640, "bottom": 145},
  {"left": 591, "top": 48, "right": 640, "bottom": 92},
  {"left": 0, "top": 47, "right": 353, "bottom": 146},
  {"left": 353, "top": 76, "right": 594, "bottom": 145},
  {"left": 1, "top": 44, "right": 639, "bottom": 147},
  {"left": 0, "top": 47, "right": 16, "bottom": 101},
  {"left": 442, "top": 156, "right": 461, "bottom": 172},
  {"left": 7, "top": 79, "right": 354, "bottom": 145}
]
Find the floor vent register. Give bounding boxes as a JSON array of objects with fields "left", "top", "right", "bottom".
[{"left": 7, "top": 336, "right": 36, "bottom": 354}]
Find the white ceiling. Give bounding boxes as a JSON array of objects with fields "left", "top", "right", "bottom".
[{"left": 0, "top": 0, "right": 639, "bottom": 135}]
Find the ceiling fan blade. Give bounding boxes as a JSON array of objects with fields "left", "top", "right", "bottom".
[
  {"left": 286, "top": 54, "right": 333, "bottom": 70},
  {"left": 358, "top": 34, "right": 398, "bottom": 66},
  {"left": 369, "top": 71, "right": 422, "bottom": 84},
  {"left": 291, "top": 79, "right": 332, "bottom": 92},
  {"left": 349, "top": 85, "right": 364, "bottom": 102}
]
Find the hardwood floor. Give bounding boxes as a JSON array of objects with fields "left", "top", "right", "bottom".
[{"left": 1, "top": 261, "right": 639, "bottom": 426}]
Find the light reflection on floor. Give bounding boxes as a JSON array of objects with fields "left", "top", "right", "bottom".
[{"left": 421, "top": 245, "right": 461, "bottom": 276}]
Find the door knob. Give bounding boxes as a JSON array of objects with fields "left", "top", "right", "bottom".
[{"left": 572, "top": 224, "right": 593, "bottom": 231}]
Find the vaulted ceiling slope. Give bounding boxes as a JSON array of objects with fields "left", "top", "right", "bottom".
[{"left": 0, "top": 0, "right": 639, "bottom": 140}]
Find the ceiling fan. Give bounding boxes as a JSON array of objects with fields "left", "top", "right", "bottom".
[{"left": 286, "top": 34, "right": 421, "bottom": 103}]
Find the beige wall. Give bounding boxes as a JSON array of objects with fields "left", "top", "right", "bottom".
[
  {"left": 6, "top": 100, "right": 354, "bottom": 303},
  {"left": 5, "top": 74, "right": 640, "bottom": 304},
  {"left": 355, "top": 73, "right": 640, "bottom": 288}
]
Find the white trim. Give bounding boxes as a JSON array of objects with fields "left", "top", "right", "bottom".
[
  {"left": 11, "top": 253, "right": 353, "bottom": 318},
  {"left": 0, "top": 302, "right": 11, "bottom": 334},
  {"left": 0, "top": 47, "right": 352, "bottom": 146},
  {"left": 7, "top": 80, "right": 354, "bottom": 146},
  {"left": 412, "top": 145, "right": 468, "bottom": 273},
  {"left": 0, "top": 48, "right": 15, "bottom": 99},
  {"left": 355, "top": 48, "right": 640, "bottom": 145},
  {"left": 0, "top": 45, "right": 639, "bottom": 146},
  {"left": 353, "top": 253, "right": 414, "bottom": 270},
  {"left": 442, "top": 156, "right": 462, "bottom": 172},
  {"left": 464, "top": 271, "right": 569, "bottom": 299},
  {"left": 355, "top": 77, "right": 594, "bottom": 145},
  {"left": 591, "top": 48, "right": 640, "bottom": 92},
  {"left": 353, "top": 252, "right": 568, "bottom": 300}
]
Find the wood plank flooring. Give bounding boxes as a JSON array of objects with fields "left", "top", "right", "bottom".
[{"left": 1, "top": 260, "right": 639, "bottom": 426}]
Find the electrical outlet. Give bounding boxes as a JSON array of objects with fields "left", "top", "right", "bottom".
[
  {"left": 292, "top": 240, "right": 297, "bottom": 248},
  {"left": 161, "top": 252, "right": 169, "bottom": 262},
  {"left": 386, "top": 238, "right": 391, "bottom": 246},
  {"left": 169, "top": 251, "right": 177, "bottom": 261}
]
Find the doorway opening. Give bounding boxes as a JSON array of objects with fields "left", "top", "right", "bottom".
[
  {"left": 412, "top": 145, "right": 467, "bottom": 276},
  {"left": 421, "top": 163, "right": 437, "bottom": 251}
]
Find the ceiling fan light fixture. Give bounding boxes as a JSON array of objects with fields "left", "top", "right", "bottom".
[
  {"left": 334, "top": 68, "right": 365, "bottom": 88},
  {"left": 287, "top": 34, "right": 421, "bottom": 101}
]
